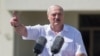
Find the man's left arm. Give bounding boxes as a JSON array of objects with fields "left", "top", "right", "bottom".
[{"left": 75, "top": 30, "right": 87, "bottom": 56}]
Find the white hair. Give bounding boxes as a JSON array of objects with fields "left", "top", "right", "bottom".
[{"left": 47, "top": 5, "right": 64, "bottom": 14}]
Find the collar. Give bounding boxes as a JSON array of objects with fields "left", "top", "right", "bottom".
[
  {"left": 47, "top": 24, "right": 69, "bottom": 32},
  {"left": 63, "top": 24, "right": 69, "bottom": 32}
]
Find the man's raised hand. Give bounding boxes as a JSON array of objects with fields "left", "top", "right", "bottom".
[{"left": 10, "top": 11, "right": 20, "bottom": 27}]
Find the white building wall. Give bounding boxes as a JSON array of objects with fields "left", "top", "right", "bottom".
[
  {"left": 6, "top": 0, "right": 100, "bottom": 11},
  {"left": 0, "top": 0, "right": 14, "bottom": 56}
]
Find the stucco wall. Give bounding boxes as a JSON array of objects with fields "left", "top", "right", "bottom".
[
  {"left": 0, "top": 0, "right": 14, "bottom": 56},
  {"left": 6, "top": 0, "right": 100, "bottom": 11}
]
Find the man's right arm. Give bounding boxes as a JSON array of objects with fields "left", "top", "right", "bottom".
[{"left": 10, "top": 11, "right": 27, "bottom": 37}]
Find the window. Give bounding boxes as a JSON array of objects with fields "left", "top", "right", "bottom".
[{"left": 79, "top": 14, "right": 100, "bottom": 56}]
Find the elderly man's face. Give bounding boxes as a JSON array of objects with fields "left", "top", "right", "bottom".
[{"left": 47, "top": 6, "right": 64, "bottom": 26}]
